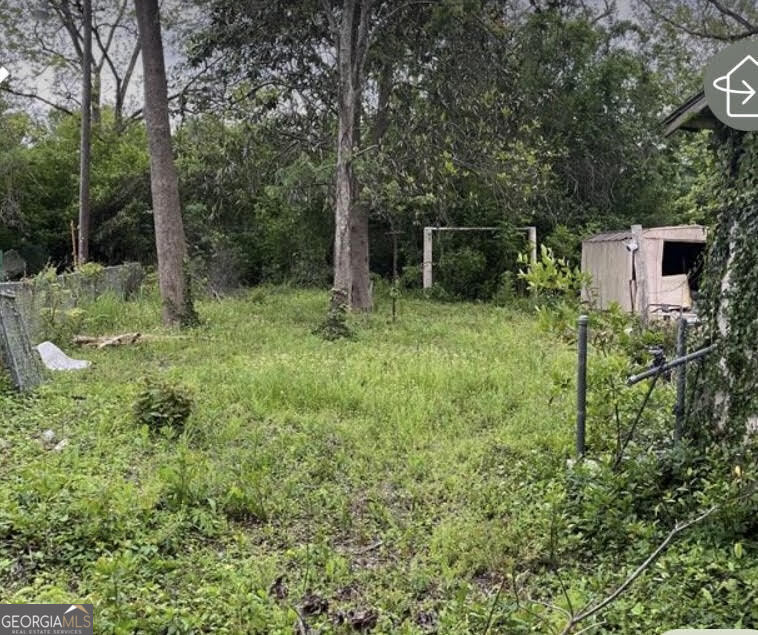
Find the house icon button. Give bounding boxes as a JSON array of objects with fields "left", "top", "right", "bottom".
[
  {"left": 705, "top": 40, "right": 758, "bottom": 131},
  {"left": 713, "top": 55, "right": 758, "bottom": 118}
]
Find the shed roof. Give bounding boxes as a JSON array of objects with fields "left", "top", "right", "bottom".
[
  {"left": 583, "top": 230, "right": 632, "bottom": 243},
  {"left": 583, "top": 225, "right": 707, "bottom": 244},
  {"left": 662, "top": 91, "right": 717, "bottom": 136}
]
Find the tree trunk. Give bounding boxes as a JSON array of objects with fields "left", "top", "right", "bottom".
[
  {"left": 699, "top": 129, "right": 758, "bottom": 438},
  {"left": 77, "top": 0, "right": 92, "bottom": 265},
  {"left": 91, "top": 68, "right": 101, "bottom": 125},
  {"left": 350, "top": 193, "right": 372, "bottom": 309},
  {"left": 350, "top": 90, "right": 372, "bottom": 311},
  {"left": 331, "top": 0, "right": 372, "bottom": 311},
  {"left": 333, "top": 91, "right": 355, "bottom": 302},
  {"left": 135, "top": 0, "right": 197, "bottom": 327},
  {"left": 350, "top": 59, "right": 393, "bottom": 312},
  {"left": 333, "top": 0, "right": 358, "bottom": 305}
]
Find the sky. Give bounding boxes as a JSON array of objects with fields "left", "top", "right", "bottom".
[{"left": 0, "top": 0, "right": 703, "bottom": 121}]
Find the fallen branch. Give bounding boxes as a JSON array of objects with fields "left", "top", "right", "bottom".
[
  {"left": 559, "top": 505, "right": 719, "bottom": 635},
  {"left": 74, "top": 333, "right": 190, "bottom": 348},
  {"left": 352, "top": 540, "right": 383, "bottom": 555},
  {"left": 74, "top": 333, "right": 142, "bottom": 348}
]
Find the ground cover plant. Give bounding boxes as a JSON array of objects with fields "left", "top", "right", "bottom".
[{"left": 1, "top": 287, "right": 755, "bottom": 633}]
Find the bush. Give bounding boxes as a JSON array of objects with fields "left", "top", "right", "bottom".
[
  {"left": 435, "top": 246, "right": 487, "bottom": 299},
  {"left": 133, "top": 378, "right": 194, "bottom": 433},
  {"left": 313, "top": 290, "right": 353, "bottom": 341},
  {"left": 518, "top": 244, "right": 590, "bottom": 305}
]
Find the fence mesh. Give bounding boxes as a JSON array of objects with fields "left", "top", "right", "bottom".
[{"left": 0, "top": 292, "right": 42, "bottom": 391}]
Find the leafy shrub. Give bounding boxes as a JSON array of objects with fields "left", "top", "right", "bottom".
[
  {"left": 0, "top": 364, "right": 14, "bottom": 394},
  {"left": 133, "top": 378, "right": 194, "bottom": 433},
  {"left": 31, "top": 265, "right": 84, "bottom": 343},
  {"left": 399, "top": 263, "right": 422, "bottom": 290},
  {"left": 313, "top": 290, "right": 352, "bottom": 341},
  {"left": 158, "top": 445, "right": 209, "bottom": 509},
  {"left": 492, "top": 271, "right": 517, "bottom": 306},
  {"left": 39, "top": 302, "right": 87, "bottom": 345},
  {"left": 518, "top": 244, "right": 591, "bottom": 305},
  {"left": 76, "top": 261, "right": 105, "bottom": 277},
  {"left": 542, "top": 223, "right": 586, "bottom": 263},
  {"left": 222, "top": 483, "right": 268, "bottom": 524},
  {"left": 435, "top": 245, "right": 487, "bottom": 299}
]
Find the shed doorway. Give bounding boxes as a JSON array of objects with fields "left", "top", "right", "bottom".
[{"left": 661, "top": 241, "right": 705, "bottom": 292}]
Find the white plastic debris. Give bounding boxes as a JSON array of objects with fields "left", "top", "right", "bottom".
[{"left": 35, "top": 341, "right": 91, "bottom": 371}]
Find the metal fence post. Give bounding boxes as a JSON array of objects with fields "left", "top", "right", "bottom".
[
  {"left": 674, "top": 317, "right": 688, "bottom": 442},
  {"left": 576, "top": 315, "right": 589, "bottom": 457}
]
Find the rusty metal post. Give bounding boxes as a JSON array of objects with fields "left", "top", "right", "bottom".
[
  {"left": 674, "top": 317, "right": 688, "bottom": 442},
  {"left": 576, "top": 315, "right": 589, "bottom": 457}
]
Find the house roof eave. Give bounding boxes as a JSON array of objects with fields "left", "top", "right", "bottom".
[{"left": 662, "top": 91, "right": 718, "bottom": 136}]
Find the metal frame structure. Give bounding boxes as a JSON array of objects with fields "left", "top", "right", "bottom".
[
  {"left": 574, "top": 315, "right": 714, "bottom": 458},
  {"left": 422, "top": 226, "right": 538, "bottom": 289}
]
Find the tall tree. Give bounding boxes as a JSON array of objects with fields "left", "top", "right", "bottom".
[
  {"left": 188, "top": 0, "right": 435, "bottom": 311},
  {"left": 135, "top": 0, "right": 196, "bottom": 326},
  {"left": 78, "top": 0, "right": 93, "bottom": 264},
  {"left": 322, "top": 0, "right": 373, "bottom": 310}
]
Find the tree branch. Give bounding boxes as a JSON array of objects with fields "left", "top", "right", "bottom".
[
  {"left": 119, "top": 39, "right": 142, "bottom": 107},
  {"left": 0, "top": 86, "right": 74, "bottom": 115},
  {"left": 559, "top": 504, "right": 720, "bottom": 635},
  {"left": 93, "top": 22, "right": 122, "bottom": 85},
  {"left": 705, "top": 0, "right": 758, "bottom": 32},
  {"left": 638, "top": 0, "right": 757, "bottom": 41},
  {"left": 53, "top": 0, "right": 85, "bottom": 61},
  {"left": 355, "top": 0, "right": 373, "bottom": 86},
  {"left": 320, "top": 0, "right": 340, "bottom": 42}
]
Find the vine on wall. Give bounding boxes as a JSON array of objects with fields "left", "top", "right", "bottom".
[{"left": 698, "top": 129, "right": 758, "bottom": 439}]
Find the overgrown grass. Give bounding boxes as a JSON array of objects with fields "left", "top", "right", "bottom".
[{"left": 0, "top": 288, "right": 755, "bottom": 633}]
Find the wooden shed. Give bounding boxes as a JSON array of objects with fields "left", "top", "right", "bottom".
[{"left": 581, "top": 224, "right": 707, "bottom": 318}]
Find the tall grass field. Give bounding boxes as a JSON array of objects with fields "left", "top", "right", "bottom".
[{"left": 1, "top": 288, "right": 755, "bottom": 633}]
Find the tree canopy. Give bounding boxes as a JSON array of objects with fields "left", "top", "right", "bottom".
[{"left": 0, "top": 0, "right": 743, "bottom": 298}]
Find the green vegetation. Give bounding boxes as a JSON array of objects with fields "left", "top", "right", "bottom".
[
  {"left": 697, "top": 131, "right": 758, "bottom": 439},
  {"left": 1, "top": 289, "right": 755, "bottom": 633},
  {"left": 2, "top": 1, "right": 758, "bottom": 631},
  {"left": 133, "top": 378, "right": 194, "bottom": 434},
  {"left": 0, "top": 1, "right": 711, "bottom": 298}
]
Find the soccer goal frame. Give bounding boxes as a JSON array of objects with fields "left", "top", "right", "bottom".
[{"left": 422, "top": 226, "right": 537, "bottom": 289}]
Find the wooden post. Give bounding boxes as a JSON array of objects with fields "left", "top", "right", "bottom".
[
  {"left": 423, "top": 227, "right": 433, "bottom": 289},
  {"left": 70, "top": 220, "right": 79, "bottom": 268},
  {"left": 528, "top": 226, "right": 537, "bottom": 265},
  {"left": 631, "top": 225, "right": 649, "bottom": 326}
]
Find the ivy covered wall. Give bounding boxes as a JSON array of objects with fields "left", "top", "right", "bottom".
[{"left": 699, "top": 129, "right": 758, "bottom": 439}]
